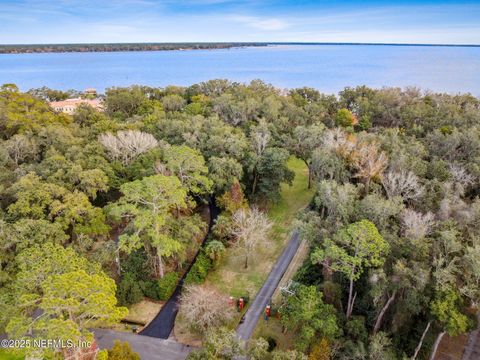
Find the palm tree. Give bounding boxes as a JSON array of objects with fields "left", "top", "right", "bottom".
[{"left": 205, "top": 240, "right": 226, "bottom": 266}]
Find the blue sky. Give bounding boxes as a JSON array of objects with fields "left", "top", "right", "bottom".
[{"left": 1, "top": 0, "right": 479, "bottom": 44}]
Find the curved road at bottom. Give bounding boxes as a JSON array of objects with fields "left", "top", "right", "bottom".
[{"left": 236, "top": 231, "right": 301, "bottom": 341}]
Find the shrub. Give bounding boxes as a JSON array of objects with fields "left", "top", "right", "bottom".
[
  {"left": 356, "top": 114, "right": 372, "bottom": 131},
  {"left": 121, "top": 249, "right": 150, "bottom": 280},
  {"left": 139, "top": 280, "right": 160, "bottom": 300},
  {"left": 108, "top": 340, "right": 140, "bottom": 360},
  {"left": 335, "top": 108, "right": 356, "bottom": 128},
  {"left": 308, "top": 338, "right": 331, "bottom": 360},
  {"left": 184, "top": 251, "right": 212, "bottom": 285},
  {"left": 180, "top": 288, "right": 234, "bottom": 333},
  {"left": 345, "top": 316, "right": 368, "bottom": 343},
  {"left": 212, "top": 214, "right": 235, "bottom": 242},
  {"left": 157, "top": 272, "right": 179, "bottom": 300},
  {"left": 117, "top": 272, "right": 143, "bottom": 306},
  {"left": 204, "top": 240, "right": 226, "bottom": 266}
]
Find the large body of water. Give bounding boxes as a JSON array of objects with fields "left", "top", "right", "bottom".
[{"left": 1, "top": 45, "right": 479, "bottom": 95}]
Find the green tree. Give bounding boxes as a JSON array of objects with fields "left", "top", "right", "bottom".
[
  {"left": 247, "top": 338, "right": 270, "bottom": 360},
  {"left": 0, "top": 84, "right": 70, "bottom": 138},
  {"left": 13, "top": 242, "right": 99, "bottom": 294},
  {"left": 108, "top": 340, "right": 141, "bottom": 360},
  {"left": 8, "top": 173, "right": 108, "bottom": 238},
  {"left": 368, "top": 332, "right": 396, "bottom": 360},
  {"left": 37, "top": 149, "right": 109, "bottom": 199},
  {"left": 288, "top": 124, "right": 326, "bottom": 188},
  {"left": 429, "top": 289, "right": 469, "bottom": 360},
  {"left": 208, "top": 156, "right": 243, "bottom": 194},
  {"left": 370, "top": 259, "right": 430, "bottom": 335},
  {"left": 250, "top": 147, "right": 294, "bottom": 202},
  {"left": 335, "top": 108, "right": 356, "bottom": 128},
  {"left": 0, "top": 219, "right": 69, "bottom": 284},
  {"left": 117, "top": 272, "right": 144, "bottom": 306},
  {"left": 109, "top": 174, "right": 189, "bottom": 278},
  {"left": 186, "top": 327, "right": 243, "bottom": 360},
  {"left": 205, "top": 240, "right": 226, "bottom": 266},
  {"left": 314, "top": 180, "right": 359, "bottom": 231},
  {"left": 4, "top": 218, "right": 67, "bottom": 252},
  {"left": 105, "top": 86, "right": 151, "bottom": 118},
  {"left": 162, "top": 145, "right": 212, "bottom": 196},
  {"left": 311, "top": 148, "right": 348, "bottom": 183},
  {"left": 7, "top": 270, "right": 127, "bottom": 359},
  {"left": 311, "top": 220, "right": 389, "bottom": 318},
  {"left": 279, "top": 285, "right": 338, "bottom": 352},
  {"left": 162, "top": 94, "right": 186, "bottom": 112},
  {"left": 6, "top": 243, "right": 126, "bottom": 359}
]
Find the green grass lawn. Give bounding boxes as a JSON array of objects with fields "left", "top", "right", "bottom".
[
  {"left": 253, "top": 317, "right": 295, "bottom": 351},
  {"left": 268, "top": 157, "right": 314, "bottom": 250},
  {"left": 206, "top": 156, "right": 314, "bottom": 305}
]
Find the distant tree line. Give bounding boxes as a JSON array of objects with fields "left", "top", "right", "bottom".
[{"left": 0, "top": 42, "right": 266, "bottom": 54}]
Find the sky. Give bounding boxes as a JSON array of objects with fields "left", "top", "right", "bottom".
[{"left": 1, "top": 0, "right": 479, "bottom": 45}]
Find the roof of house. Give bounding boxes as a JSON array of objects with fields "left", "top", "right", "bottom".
[{"left": 49, "top": 98, "right": 103, "bottom": 108}]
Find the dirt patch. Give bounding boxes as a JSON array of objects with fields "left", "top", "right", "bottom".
[
  {"left": 124, "top": 299, "right": 164, "bottom": 327},
  {"left": 435, "top": 333, "right": 468, "bottom": 360},
  {"left": 173, "top": 313, "right": 203, "bottom": 347}
]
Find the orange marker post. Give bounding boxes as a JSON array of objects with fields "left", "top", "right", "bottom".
[
  {"left": 239, "top": 297, "right": 245, "bottom": 311},
  {"left": 265, "top": 304, "right": 271, "bottom": 320}
]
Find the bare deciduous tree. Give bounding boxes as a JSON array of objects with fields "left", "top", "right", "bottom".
[
  {"left": 251, "top": 121, "right": 271, "bottom": 157},
  {"left": 352, "top": 142, "right": 388, "bottom": 194},
  {"left": 437, "top": 183, "right": 470, "bottom": 222},
  {"left": 448, "top": 164, "right": 475, "bottom": 195},
  {"left": 382, "top": 170, "right": 423, "bottom": 201},
  {"left": 402, "top": 209, "right": 435, "bottom": 240},
  {"left": 179, "top": 285, "right": 234, "bottom": 332},
  {"left": 232, "top": 207, "right": 272, "bottom": 268},
  {"left": 322, "top": 128, "right": 356, "bottom": 158},
  {"left": 98, "top": 130, "right": 158, "bottom": 165}
]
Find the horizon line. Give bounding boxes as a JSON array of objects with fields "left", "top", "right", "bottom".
[{"left": 1, "top": 41, "right": 479, "bottom": 48}]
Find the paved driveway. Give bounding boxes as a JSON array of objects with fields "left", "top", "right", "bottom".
[{"left": 236, "top": 231, "right": 301, "bottom": 341}]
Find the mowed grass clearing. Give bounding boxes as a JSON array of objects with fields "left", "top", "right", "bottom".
[{"left": 206, "top": 156, "right": 314, "bottom": 299}]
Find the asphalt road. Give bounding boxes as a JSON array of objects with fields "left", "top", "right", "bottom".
[
  {"left": 95, "top": 329, "right": 193, "bottom": 360},
  {"left": 140, "top": 284, "right": 183, "bottom": 338},
  {"left": 236, "top": 231, "right": 301, "bottom": 341}
]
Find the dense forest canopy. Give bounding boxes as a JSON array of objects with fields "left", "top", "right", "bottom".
[{"left": 0, "top": 81, "right": 479, "bottom": 359}]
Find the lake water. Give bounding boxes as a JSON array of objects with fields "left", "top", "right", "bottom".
[{"left": 1, "top": 45, "right": 480, "bottom": 95}]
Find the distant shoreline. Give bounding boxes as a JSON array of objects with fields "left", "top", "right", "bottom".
[{"left": 1, "top": 42, "right": 479, "bottom": 54}]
